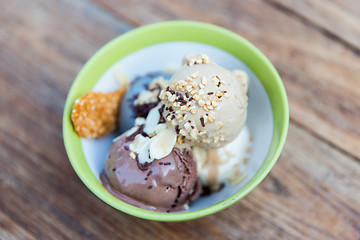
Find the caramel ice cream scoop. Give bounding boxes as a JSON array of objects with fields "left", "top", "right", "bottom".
[{"left": 160, "top": 54, "right": 249, "bottom": 148}]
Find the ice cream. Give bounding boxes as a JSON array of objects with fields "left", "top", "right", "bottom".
[
  {"left": 100, "top": 130, "right": 201, "bottom": 212},
  {"left": 193, "top": 126, "right": 251, "bottom": 191},
  {"left": 160, "top": 54, "right": 249, "bottom": 148},
  {"left": 97, "top": 53, "right": 251, "bottom": 212},
  {"left": 119, "top": 74, "right": 170, "bottom": 133}
]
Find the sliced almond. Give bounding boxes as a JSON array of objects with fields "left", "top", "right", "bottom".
[
  {"left": 143, "top": 105, "right": 161, "bottom": 134},
  {"left": 155, "top": 124, "right": 167, "bottom": 134},
  {"left": 150, "top": 128, "right": 176, "bottom": 159}
]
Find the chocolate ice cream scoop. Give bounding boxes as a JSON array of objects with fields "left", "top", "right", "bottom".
[
  {"left": 100, "top": 133, "right": 201, "bottom": 212},
  {"left": 118, "top": 73, "right": 170, "bottom": 134}
]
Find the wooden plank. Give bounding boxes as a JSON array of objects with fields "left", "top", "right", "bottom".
[
  {"left": 267, "top": 0, "right": 360, "bottom": 51},
  {"left": 0, "top": 211, "right": 36, "bottom": 240},
  {"left": 331, "top": 0, "right": 360, "bottom": 17},
  {"left": 0, "top": 0, "right": 131, "bottom": 239},
  {"left": 1, "top": 119, "right": 359, "bottom": 239},
  {"left": 93, "top": 0, "right": 360, "bottom": 160}
]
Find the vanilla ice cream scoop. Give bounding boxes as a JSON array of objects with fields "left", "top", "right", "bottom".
[{"left": 160, "top": 54, "right": 249, "bottom": 148}]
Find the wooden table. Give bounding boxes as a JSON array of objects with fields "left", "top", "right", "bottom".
[{"left": 1, "top": 0, "right": 359, "bottom": 239}]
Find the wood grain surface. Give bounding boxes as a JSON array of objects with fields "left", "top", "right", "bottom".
[{"left": 0, "top": 0, "right": 359, "bottom": 239}]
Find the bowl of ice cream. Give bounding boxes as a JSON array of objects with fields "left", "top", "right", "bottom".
[{"left": 63, "top": 21, "right": 289, "bottom": 221}]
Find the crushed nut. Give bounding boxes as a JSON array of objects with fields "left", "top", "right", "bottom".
[
  {"left": 130, "top": 152, "right": 136, "bottom": 160},
  {"left": 190, "top": 129, "right": 198, "bottom": 140}
]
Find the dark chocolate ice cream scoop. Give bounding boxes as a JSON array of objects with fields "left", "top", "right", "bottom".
[
  {"left": 100, "top": 134, "right": 201, "bottom": 212},
  {"left": 118, "top": 72, "right": 171, "bottom": 134}
]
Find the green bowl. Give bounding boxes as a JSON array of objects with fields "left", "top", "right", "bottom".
[{"left": 63, "top": 21, "right": 289, "bottom": 221}]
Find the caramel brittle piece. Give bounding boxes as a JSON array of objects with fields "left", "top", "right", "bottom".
[{"left": 71, "top": 88, "right": 125, "bottom": 138}]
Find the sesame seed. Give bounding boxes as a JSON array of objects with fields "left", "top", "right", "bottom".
[
  {"left": 190, "top": 129, "right": 198, "bottom": 140},
  {"left": 184, "top": 122, "right": 191, "bottom": 131},
  {"left": 190, "top": 89, "right": 198, "bottom": 95},
  {"left": 202, "top": 77, "right": 207, "bottom": 85},
  {"left": 179, "top": 129, "right": 187, "bottom": 136},
  {"left": 169, "top": 95, "right": 176, "bottom": 102},
  {"left": 191, "top": 72, "right": 199, "bottom": 79},
  {"left": 203, "top": 114, "right": 208, "bottom": 123},
  {"left": 198, "top": 130, "right": 207, "bottom": 136},
  {"left": 208, "top": 113, "right": 215, "bottom": 122},
  {"left": 193, "top": 95, "right": 200, "bottom": 101},
  {"left": 176, "top": 114, "right": 182, "bottom": 120},
  {"left": 202, "top": 139, "right": 210, "bottom": 144},
  {"left": 190, "top": 107, "right": 198, "bottom": 114},
  {"left": 198, "top": 100, "right": 205, "bottom": 106},
  {"left": 179, "top": 81, "right": 186, "bottom": 86},
  {"left": 130, "top": 152, "right": 136, "bottom": 159}
]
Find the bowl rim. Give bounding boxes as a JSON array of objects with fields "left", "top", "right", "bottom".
[{"left": 63, "top": 20, "right": 289, "bottom": 222}]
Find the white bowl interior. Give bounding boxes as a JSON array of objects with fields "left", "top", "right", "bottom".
[{"left": 81, "top": 41, "right": 273, "bottom": 212}]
